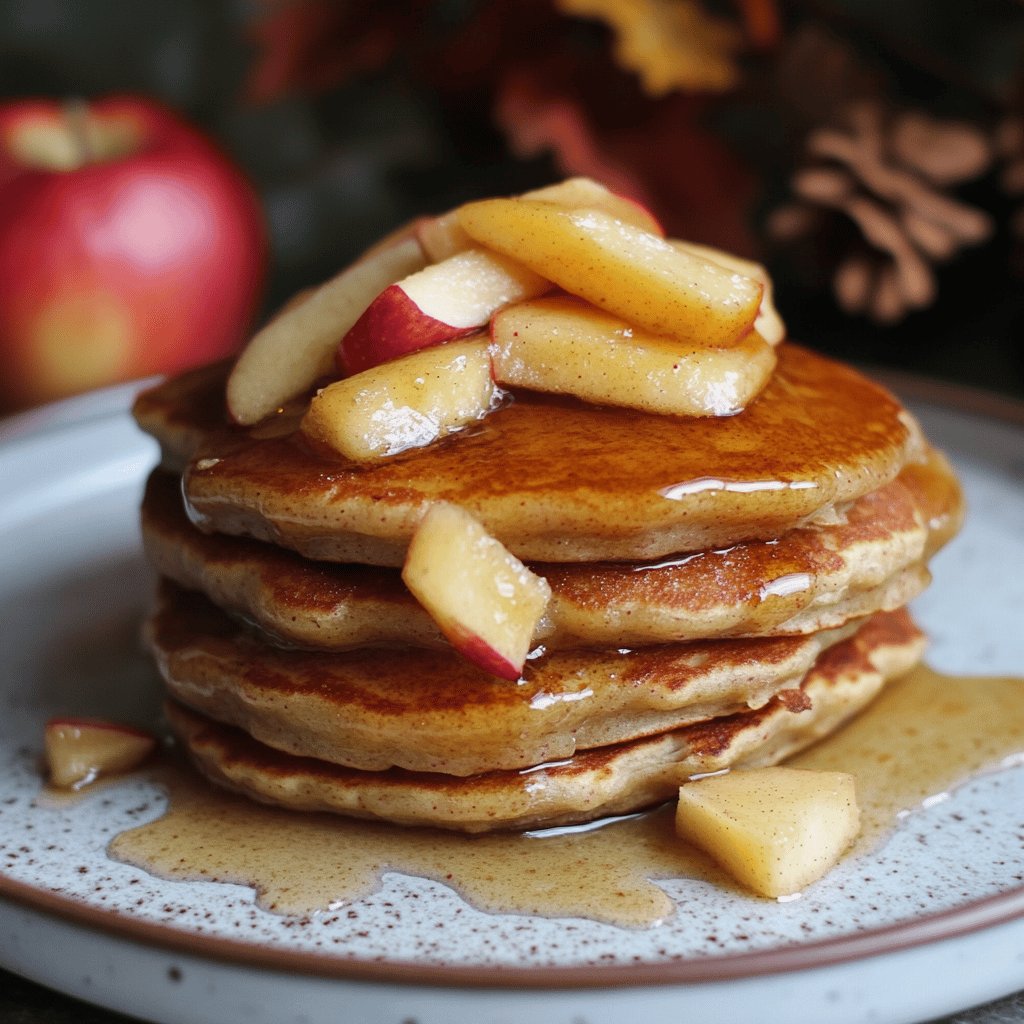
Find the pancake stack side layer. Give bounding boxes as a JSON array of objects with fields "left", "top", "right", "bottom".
[{"left": 134, "top": 339, "right": 962, "bottom": 832}]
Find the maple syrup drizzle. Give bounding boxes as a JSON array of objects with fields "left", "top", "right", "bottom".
[{"left": 103, "top": 666, "right": 1024, "bottom": 927}]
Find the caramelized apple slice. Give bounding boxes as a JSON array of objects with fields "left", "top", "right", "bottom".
[
  {"left": 415, "top": 178, "right": 663, "bottom": 263},
  {"left": 458, "top": 199, "right": 762, "bottom": 347},
  {"left": 302, "top": 337, "right": 500, "bottom": 462},
  {"left": 524, "top": 177, "right": 664, "bottom": 235},
  {"left": 338, "top": 248, "right": 550, "bottom": 375},
  {"left": 402, "top": 503, "right": 551, "bottom": 680},
  {"left": 227, "top": 226, "right": 427, "bottom": 425},
  {"left": 414, "top": 212, "right": 472, "bottom": 263},
  {"left": 45, "top": 718, "right": 156, "bottom": 789},
  {"left": 675, "top": 767, "right": 860, "bottom": 898},
  {"left": 671, "top": 240, "right": 786, "bottom": 345},
  {"left": 490, "top": 297, "right": 777, "bottom": 416}
]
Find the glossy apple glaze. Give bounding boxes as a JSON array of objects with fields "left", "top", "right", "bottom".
[{"left": 104, "top": 666, "right": 1024, "bottom": 927}]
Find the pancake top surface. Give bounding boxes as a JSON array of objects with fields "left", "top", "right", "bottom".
[{"left": 135, "top": 344, "right": 923, "bottom": 564}]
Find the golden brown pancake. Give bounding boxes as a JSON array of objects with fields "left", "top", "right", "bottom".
[
  {"left": 147, "top": 579, "right": 869, "bottom": 776},
  {"left": 133, "top": 345, "right": 925, "bottom": 566},
  {"left": 164, "top": 609, "right": 925, "bottom": 832},
  {"left": 140, "top": 448, "right": 958, "bottom": 651}
]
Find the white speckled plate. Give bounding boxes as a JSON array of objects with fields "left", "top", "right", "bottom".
[{"left": 1, "top": 373, "right": 1023, "bottom": 1024}]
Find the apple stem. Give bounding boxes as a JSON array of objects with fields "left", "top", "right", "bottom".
[{"left": 64, "top": 98, "right": 95, "bottom": 167}]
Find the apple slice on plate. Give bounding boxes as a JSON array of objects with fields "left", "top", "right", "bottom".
[
  {"left": 458, "top": 199, "right": 762, "bottom": 347},
  {"left": 402, "top": 503, "right": 551, "bottom": 680},
  {"left": 671, "top": 240, "right": 786, "bottom": 345},
  {"left": 338, "top": 247, "right": 549, "bottom": 375},
  {"left": 226, "top": 224, "right": 427, "bottom": 425},
  {"left": 675, "top": 767, "right": 861, "bottom": 898},
  {"left": 45, "top": 717, "right": 157, "bottom": 789},
  {"left": 491, "top": 297, "right": 777, "bottom": 416},
  {"left": 302, "top": 337, "right": 500, "bottom": 462}
]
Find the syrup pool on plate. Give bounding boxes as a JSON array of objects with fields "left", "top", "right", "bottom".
[{"left": 99, "top": 665, "right": 1024, "bottom": 928}]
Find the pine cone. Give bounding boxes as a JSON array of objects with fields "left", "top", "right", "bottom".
[{"left": 769, "top": 102, "right": 994, "bottom": 323}]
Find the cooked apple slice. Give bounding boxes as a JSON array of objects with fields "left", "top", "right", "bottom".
[
  {"left": 402, "top": 503, "right": 551, "bottom": 680},
  {"left": 339, "top": 247, "right": 550, "bottom": 376},
  {"left": 490, "top": 297, "right": 776, "bottom": 416},
  {"left": 458, "top": 199, "right": 762, "bottom": 347},
  {"left": 302, "top": 337, "right": 500, "bottom": 462},
  {"left": 45, "top": 717, "right": 157, "bottom": 789},
  {"left": 671, "top": 240, "right": 786, "bottom": 345},
  {"left": 523, "top": 177, "right": 664, "bottom": 235},
  {"left": 227, "top": 225, "right": 427, "bottom": 425},
  {"left": 415, "top": 178, "right": 663, "bottom": 264},
  {"left": 414, "top": 212, "right": 472, "bottom": 262},
  {"left": 675, "top": 767, "right": 860, "bottom": 898}
]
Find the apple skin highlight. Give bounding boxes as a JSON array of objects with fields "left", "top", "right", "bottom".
[{"left": 0, "top": 96, "right": 266, "bottom": 410}]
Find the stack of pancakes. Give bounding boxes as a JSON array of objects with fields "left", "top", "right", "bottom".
[{"left": 133, "top": 343, "right": 962, "bottom": 832}]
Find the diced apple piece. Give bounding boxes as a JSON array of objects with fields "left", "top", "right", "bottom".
[
  {"left": 302, "top": 337, "right": 499, "bottom": 462},
  {"left": 339, "top": 248, "right": 550, "bottom": 376},
  {"left": 45, "top": 718, "right": 157, "bottom": 789},
  {"left": 457, "top": 200, "right": 762, "bottom": 347},
  {"left": 402, "top": 503, "right": 551, "bottom": 680},
  {"left": 671, "top": 240, "right": 786, "bottom": 345},
  {"left": 490, "top": 297, "right": 777, "bottom": 416},
  {"left": 227, "top": 226, "right": 427, "bottom": 425},
  {"left": 675, "top": 767, "right": 860, "bottom": 898},
  {"left": 523, "top": 177, "right": 664, "bottom": 236}
]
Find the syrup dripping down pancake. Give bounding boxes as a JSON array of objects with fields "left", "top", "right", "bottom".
[
  {"left": 149, "top": 580, "right": 903, "bottom": 777},
  {"left": 140, "top": 448, "right": 959, "bottom": 651},
  {"left": 164, "top": 609, "right": 925, "bottom": 832}
]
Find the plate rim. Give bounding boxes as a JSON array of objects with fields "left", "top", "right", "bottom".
[
  {"left": 2, "top": 364, "right": 1024, "bottom": 991},
  {"left": 4, "top": 867, "right": 1024, "bottom": 989}
]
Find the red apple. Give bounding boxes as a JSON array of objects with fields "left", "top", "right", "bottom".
[{"left": 0, "top": 95, "right": 266, "bottom": 410}]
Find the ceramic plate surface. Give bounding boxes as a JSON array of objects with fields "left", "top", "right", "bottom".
[{"left": 1, "top": 375, "right": 1023, "bottom": 1024}]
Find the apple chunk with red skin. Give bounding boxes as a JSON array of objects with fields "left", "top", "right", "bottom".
[
  {"left": 0, "top": 96, "right": 265, "bottom": 411},
  {"left": 402, "top": 503, "right": 551, "bottom": 680},
  {"left": 302, "top": 337, "right": 500, "bottom": 462},
  {"left": 338, "top": 247, "right": 549, "bottom": 376},
  {"left": 45, "top": 717, "right": 157, "bottom": 789},
  {"left": 457, "top": 199, "right": 763, "bottom": 348},
  {"left": 491, "top": 297, "right": 777, "bottom": 416},
  {"left": 227, "top": 225, "right": 426, "bottom": 425}
]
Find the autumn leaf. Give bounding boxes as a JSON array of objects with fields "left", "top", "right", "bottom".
[
  {"left": 556, "top": 0, "right": 744, "bottom": 95},
  {"left": 494, "top": 60, "right": 756, "bottom": 254}
]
